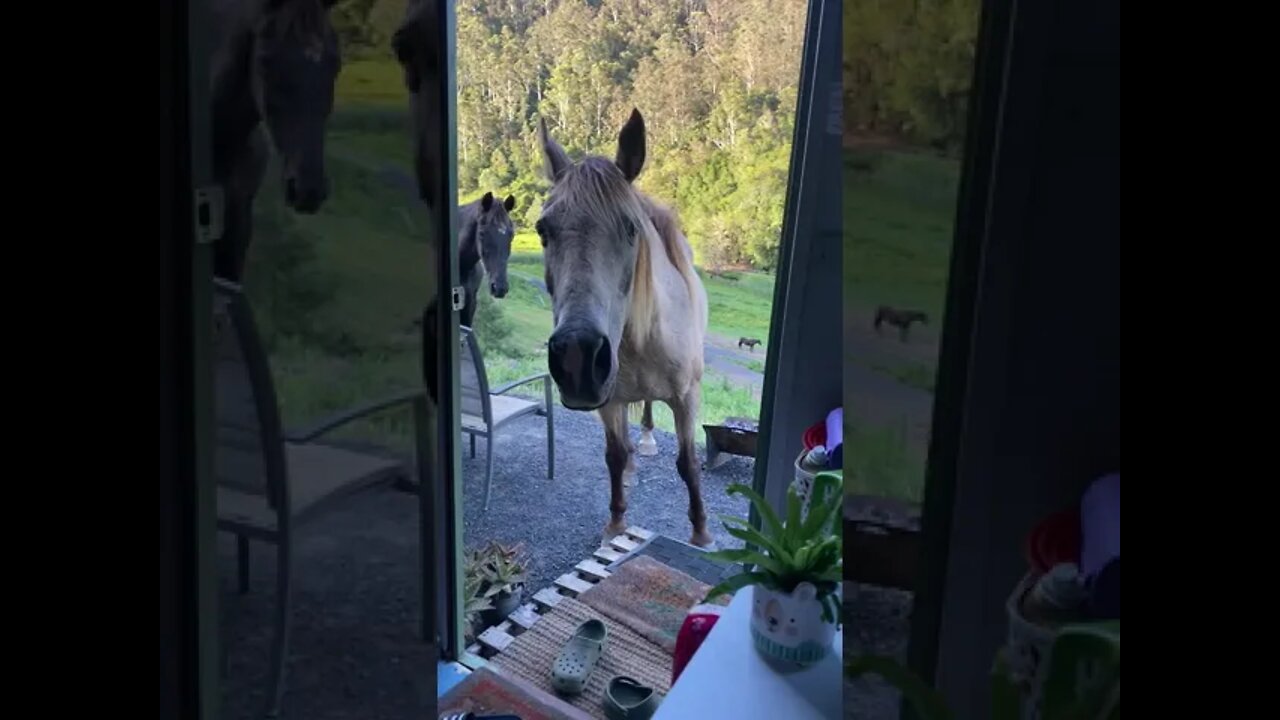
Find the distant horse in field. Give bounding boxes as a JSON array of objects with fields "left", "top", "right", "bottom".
[
  {"left": 210, "top": 0, "right": 341, "bottom": 282},
  {"left": 537, "top": 109, "right": 713, "bottom": 547},
  {"left": 874, "top": 305, "right": 928, "bottom": 342},
  {"left": 738, "top": 337, "right": 762, "bottom": 351},
  {"left": 459, "top": 192, "right": 518, "bottom": 329}
]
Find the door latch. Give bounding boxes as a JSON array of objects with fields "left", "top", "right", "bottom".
[
  {"left": 194, "top": 186, "right": 225, "bottom": 245},
  {"left": 451, "top": 286, "right": 465, "bottom": 311}
]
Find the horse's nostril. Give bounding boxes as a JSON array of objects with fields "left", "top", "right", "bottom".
[{"left": 590, "top": 335, "right": 611, "bottom": 386}]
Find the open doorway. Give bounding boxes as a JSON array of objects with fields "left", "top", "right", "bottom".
[{"left": 444, "top": 0, "right": 819, "bottom": 671}]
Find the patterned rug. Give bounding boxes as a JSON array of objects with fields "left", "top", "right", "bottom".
[
  {"left": 437, "top": 666, "right": 595, "bottom": 720},
  {"left": 578, "top": 554, "right": 730, "bottom": 654},
  {"left": 488, "top": 597, "right": 673, "bottom": 719}
]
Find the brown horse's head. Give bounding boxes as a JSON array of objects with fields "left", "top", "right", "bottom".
[
  {"left": 250, "top": 0, "right": 341, "bottom": 213},
  {"left": 537, "top": 109, "right": 652, "bottom": 410}
]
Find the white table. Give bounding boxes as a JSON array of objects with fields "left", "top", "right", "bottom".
[{"left": 654, "top": 588, "right": 844, "bottom": 720}]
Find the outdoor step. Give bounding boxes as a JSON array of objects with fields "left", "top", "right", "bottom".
[
  {"left": 625, "top": 526, "right": 655, "bottom": 541},
  {"left": 554, "top": 573, "right": 594, "bottom": 597},
  {"left": 532, "top": 587, "right": 564, "bottom": 611},
  {"left": 610, "top": 536, "right": 640, "bottom": 553},
  {"left": 508, "top": 603, "right": 541, "bottom": 632},
  {"left": 574, "top": 559, "right": 612, "bottom": 582},
  {"left": 593, "top": 547, "right": 624, "bottom": 564},
  {"left": 477, "top": 621, "right": 514, "bottom": 655}
]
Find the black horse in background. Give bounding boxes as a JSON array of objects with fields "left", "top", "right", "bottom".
[
  {"left": 874, "top": 305, "right": 929, "bottom": 342},
  {"left": 210, "top": 0, "right": 341, "bottom": 282}
]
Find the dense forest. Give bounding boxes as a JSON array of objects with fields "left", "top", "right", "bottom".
[
  {"left": 844, "top": 0, "right": 980, "bottom": 153},
  {"left": 331, "top": 0, "right": 809, "bottom": 270}
]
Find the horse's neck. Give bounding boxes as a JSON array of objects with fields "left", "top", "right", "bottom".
[
  {"left": 210, "top": 25, "right": 261, "bottom": 179},
  {"left": 458, "top": 212, "right": 481, "bottom": 278}
]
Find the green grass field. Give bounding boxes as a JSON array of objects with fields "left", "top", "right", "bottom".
[
  {"left": 844, "top": 148, "right": 959, "bottom": 322},
  {"left": 243, "top": 60, "right": 776, "bottom": 450}
]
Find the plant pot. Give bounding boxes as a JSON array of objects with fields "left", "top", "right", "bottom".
[
  {"left": 483, "top": 585, "right": 523, "bottom": 626},
  {"left": 749, "top": 582, "right": 838, "bottom": 667}
]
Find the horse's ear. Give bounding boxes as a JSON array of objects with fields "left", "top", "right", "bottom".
[
  {"left": 615, "top": 108, "right": 646, "bottom": 183},
  {"left": 538, "top": 118, "right": 571, "bottom": 183},
  {"left": 481, "top": 192, "right": 495, "bottom": 211},
  {"left": 503, "top": 194, "right": 517, "bottom": 212}
]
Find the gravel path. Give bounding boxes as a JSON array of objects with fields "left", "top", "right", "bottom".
[
  {"left": 844, "top": 584, "right": 916, "bottom": 719},
  {"left": 462, "top": 404, "right": 752, "bottom": 594}
]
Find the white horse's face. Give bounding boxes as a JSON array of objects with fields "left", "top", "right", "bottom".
[{"left": 537, "top": 111, "right": 648, "bottom": 410}]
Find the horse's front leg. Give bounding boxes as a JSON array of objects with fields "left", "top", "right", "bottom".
[
  {"left": 600, "top": 402, "right": 631, "bottom": 541},
  {"left": 670, "top": 391, "right": 712, "bottom": 547}
]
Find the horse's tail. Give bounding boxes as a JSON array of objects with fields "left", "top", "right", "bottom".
[{"left": 628, "top": 400, "right": 655, "bottom": 429}]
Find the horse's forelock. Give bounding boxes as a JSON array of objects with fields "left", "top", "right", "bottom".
[{"left": 549, "top": 158, "right": 664, "bottom": 350}]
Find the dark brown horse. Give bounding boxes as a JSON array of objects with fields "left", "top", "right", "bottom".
[
  {"left": 874, "top": 305, "right": 928, "bottom": 342},
  {"left": 210, "top": 0, "right": 342, "bottom": 282},
  {"left": 738, "top": 337, "right": 762, "bottom": 351},
  {"left": 459, "top": 192, "right": 518, "bottom": 328}
]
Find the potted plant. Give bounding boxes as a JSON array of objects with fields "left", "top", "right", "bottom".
[
  {"left": 477, "top": 541, "right": 529, "bottom": 624},
  {"left": 701, "top": 470, "right": 844, "bottom": 666},
  {"left": 462, "top": 552, "right": 495, "bottom": 642}
]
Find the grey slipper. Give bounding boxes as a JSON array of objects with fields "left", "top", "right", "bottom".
[
  {"left": 551, "top": 619, "right": 608, "bottom": 695},
  {"left": 603, "top": 676, "right": 661, "bottom": 720}
]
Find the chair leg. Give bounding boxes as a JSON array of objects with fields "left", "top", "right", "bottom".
[
  {"left": 483, "top": 435, "right": 496, "bottom": 512},
  {"left": 546, "top": 409, "right": 555, "bottom": 480},
  {"left": 237, "top": 535, "right": 250, "bottom": 594},
  {"left": 470, "top": 433, "right": 476, "bottom": 459},
  {"left": 265, "top": 538, "right": 293, "bottom": 718}
]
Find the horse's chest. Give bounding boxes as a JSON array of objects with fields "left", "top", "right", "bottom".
[{"left": 614, "top": 348, "right": 682, "bottom": 401}]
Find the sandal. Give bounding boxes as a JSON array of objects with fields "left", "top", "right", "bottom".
[
  {"left": 603, "top": 676, "right": 661, "bottom": 720},
  {"left": 551, "top": 618, "right": 608, "bottom": 695}
]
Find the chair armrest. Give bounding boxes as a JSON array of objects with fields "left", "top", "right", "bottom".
[
  {"left": 491, "top": 373, "right": 550, "bottom": 396},
  {"left": 285, "top": 389, "right": 427, "bottom": 443}
]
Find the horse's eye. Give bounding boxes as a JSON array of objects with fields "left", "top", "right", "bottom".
[
  {"left": 535, "top": 219, "right": 550, "bottom": 247},
  {"left": 622, "top": 217, "right": 636, "bottom": 242}
]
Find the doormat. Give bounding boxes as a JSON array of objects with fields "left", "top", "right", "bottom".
[
  {"left": 489, "top": 596, "right": 672, "bottom": 720},
  {"left": 578, "top": 554, "right": 729, "bottom": 654},
  {"left": 437, "top": 666, "right": 596, "bottom": 720}
]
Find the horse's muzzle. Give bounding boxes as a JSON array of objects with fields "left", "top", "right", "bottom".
[
  {"left": 548, "top": 328, "right": 613, "bottom": 409},
  {"left": 285, "top": 175, "right": 330, "bottom": 214},
  {"left": 490, "top": 279, "right": 509, "bottom": 298}
]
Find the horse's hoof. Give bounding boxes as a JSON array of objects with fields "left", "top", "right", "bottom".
[
  {"left": 623, "top": 469, "right": 636, "bottom": 487},
  {"left": 636, "top": 441, "right": 659, "bottom": 457},
  {"left": 603, "top": 524, "right": 627, "bottom": 544},
  {"left": 689, "top": 531, "right": 715, "bottom": 548}
]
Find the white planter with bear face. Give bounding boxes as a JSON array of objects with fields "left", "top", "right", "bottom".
[{"left": 749, "top": 582, "right": 838, "bottom": 666}]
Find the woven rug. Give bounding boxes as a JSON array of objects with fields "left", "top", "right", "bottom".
[
  {"left": 437, "top": 666, "right": 596, "bottom": 720},
  {"left": 579, "top": 554, "right": 729, "bottom": 654},
  {"left": 488, "top": 597, "right": 672, "bottom": 719}
]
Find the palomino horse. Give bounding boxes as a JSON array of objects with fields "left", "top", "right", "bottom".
[
  {"left": 537, "top": 109, "right": 713, "bottom": 547},
  {"left": 459, "top": 192, "right": 519, "bottom": 329},
  {"left": 209, "top": 0, "right": 342, "bottom": 281}
]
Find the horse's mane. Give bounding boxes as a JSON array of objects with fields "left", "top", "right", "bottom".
[{"left": 549, "top": 157, "right": 701, "bottom": 352}]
